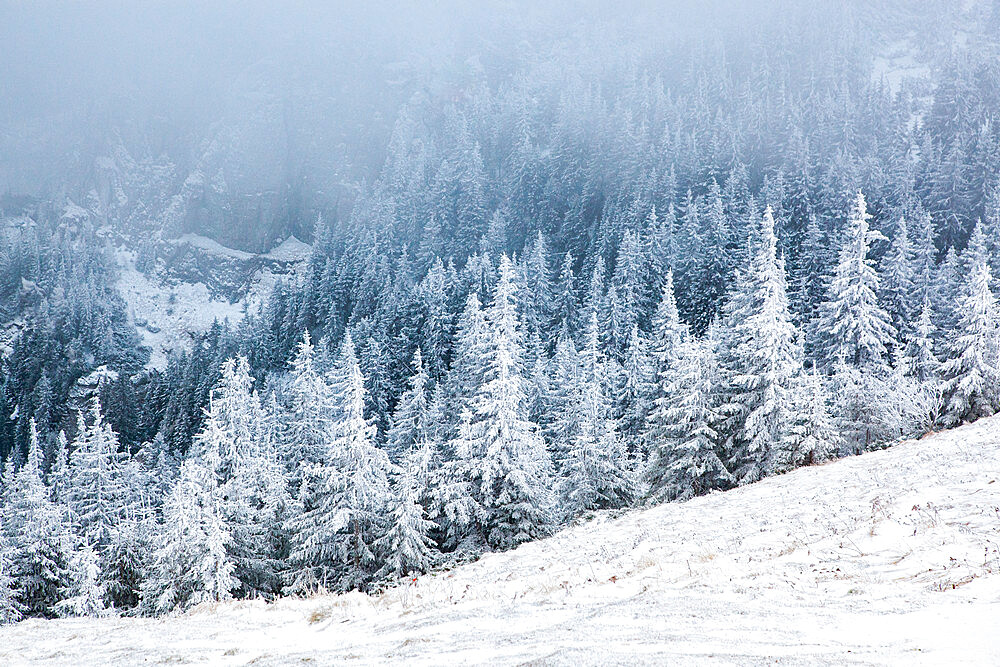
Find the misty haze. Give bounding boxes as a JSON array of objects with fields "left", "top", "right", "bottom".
[{"left": 0, "top": 1, "right": 999, "bottom": 664}]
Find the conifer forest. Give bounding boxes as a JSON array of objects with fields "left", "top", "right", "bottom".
[{"left": 1, "top": 0, "right": 1000, "bottom": 626}]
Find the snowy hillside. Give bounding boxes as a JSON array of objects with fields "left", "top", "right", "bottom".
[{"left": 3, "top": 417, "right": 998, "bottom": 666}]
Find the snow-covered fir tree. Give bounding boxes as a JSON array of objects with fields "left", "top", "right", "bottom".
[
  {"left": 779, "top": 368, "right": 839, "bottom": 469},
  {"left": 880, "top": 215, "right": 915, "bottom": 339},
  {"left": 815, "top": 191, "right": 897, "bottom": 370},
  {"left": 57, "top": 543, "right": 107, "bottom": 618},
  {"left": 643, "top": 270, "right": 689, "bottom": 455},
  {"left": 377, "top": 441, "right": 436, "bottom": 580},
  {"left": 560, "top": 311, "right": 637, "bottom": 515},
  {"left": 646, "top": 335, "right": 730, "bottom": 502},
  {"left": 286, "top": 333, "right": 394, "bottom": 592},
  {"left": 66, "top": 402, "right": 126, "bottom": 549},
  {"left": 386, "top": 349, "right": 431, "bottom": 464},
  {"left": 901, "top": 299, "right": 940, "bottom": 383},
  {"left": 429, "top": 407, "right": 485, "bottom": 555},
  {"left": 329, "top": 333, "right": 395, "bottom": 588},
  {"left": 520, "top": 231, "right": 553, "bottom": 341},
  {"left": 470, "top": 254, "right": 554, "bottom": 549},
  {"left": 609, "top": 228, "right": 649, "bottom": 355},
  {"left": 552, "top": 252, "right": 578, "bottom": 334},
  {"left": 103, "top": 516, "right": 150, "bottom": 611},
  {"left": 618, "top": 324, "right": 655, "bottom": 449},
  {"left": 444, "top": 291, "right": 490, "bottom": 432},
  {"left": 720, "top": 207, "right": 802, "bottom": 483},
  {"left": 195, "top": 356, "right": 288, "bottom": 599},
  {"left": 938, "top": 225, "right": 1000, "bottom": 425},
  {"left": 2, "top": 426, "right": 73, "bottom": 618},
  {"left": 933, "top": 247, "right": 963, "bottom": 350},
  {"left": 48, "top": 430, "right": 70, "bottom": 506},
  {"left": 142, "top": 448, "right": 236, "bottom": 613},
  {"left": 546, "top": 328, "right": 583, "bottom": 462},
  {"left": 284, "top": 331, "right": 338, "bottom": 484},
  {"left": 0, "top": 516, "right": 24, "bottom": 624}
]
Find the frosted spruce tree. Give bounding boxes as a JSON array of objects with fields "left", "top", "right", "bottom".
[
  {"left": 646, "top": 336, "right": 729, "bottom": 502},
  {"left": 692, "top": 179, "right": 734, "bottom": 332},
  {"left": 103, "top": 514, "right": 150, "bottom": 612},
  {"left": 386, "top": 349, "right": 431, "bottom": 464},
  {"left": 143, "top": 441, "right": 236, "bottom": 613},
  {"left": 910, "top": 208, "right": 938, "bottom": 306},
  {"left": 546, "top": 328, "right": 583, "bottom": 469},
  {"left": 203, "top": 356, "right": 265, "bottom": 479},
  {"left": 618, "top": 324, "right": 655, "bottom": 449},
  {"left": 378, "top": 350, "right": 437, "bottom": 577},
  {"left": 816, "top": 193, "right": 902, "bottom": 451},
  {"left": 552, "top": 252, "right": 578, "bottom": 334},
  {"left": 643, "top": 270, "right": 689, "bottom": 455},
  {"left": 2, "top": 426, "right": 73, "bottom": 618},
  {"left": 330, "top": 333, "right": 395, "bottom": 588},
  {"left": 609, "top": 228, "right": 649, "bottom": 356},
  {"left": 48, "top": 429, "right": 70, "bottom": 505},
  {"left": 418, "top": 258, "right": 453, "bottom": 382},
  {"left": 779, "top": 368, "right": 838, "bottom": 469},
  {"left": 561, "top": 311, "right": 637, "bottom": 515},
  {"left": 939, "top": 224, "right": 1000, "bottom": 425},
  {"left": 0, "top": 516, "right": 24, "bottom": 624},
  {"left": 583, "top": 256, "right": 608, "bottom": 336},
  {"left": 377, "top": 442, "right": 437, "bottom": 580},
  {"left": 197, "top": 357, "right": 288, "bottom": 598},
  {"left": 286, "top": 333, "right": 393, "bottom": 592},
  {"left": 901, "top": 299, "right": 940, "bottom": 383},
  {"left": 674, "top": 191, "right": 702, "bottom": 322},
  {"left": 815, "top": 191, "right": 896, "bottom": 370},
  {"left": 57, "top": 543, "right": 107, "bottom": 618},
  {"left": 880, "top": 216, "right": 914, "bottom": 338},
  {"left": 933, "top": 247, "right": 963, "bottom": 350},
  {"left": 429, "top": 407, "right": 486, "bottom": 555},
  {"left": 444, "top": 292, "right": 490, "bottom": 433},
  {"left": 721, "top": 207, "right": 802, "bottom": 483},
  {"left": 524, "top": 330, "right": 553, "bottom": 430},
  {"left": 470, "top": 254, "right": 554, "bottom": 549},
  {"left": 521, "top": 231, "right": 553, "bottom": 341},
  {"left": 66, "top": 402, "right": 126, "bottom": 548},
  {"left": 284, "top": 331, "right": 338, "bottom": 485}
]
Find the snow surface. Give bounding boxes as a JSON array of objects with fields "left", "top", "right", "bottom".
[
  {"left": 263, "top": 235, "right": 311, "bottom": 262},
  {"left": 3, "top": 417, "right": 999, "bottom": 665},
  {"left": 872, "top": 39, "right": 931, "bottom": 95},
  {"left": 116, "top": 242, "right": 307, "bottom": 370},
  {"left": 60, "top": 201, "right": 90, "bottom": 222},
  {"left": 172, "top": 234, "right": 256, "bottom": 261},
  {"left": 115, "top": 249, "right": 248, "bottom": 370}
]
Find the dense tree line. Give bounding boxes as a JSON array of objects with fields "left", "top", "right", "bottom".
[{"left": 3, "top": 3, "right": 1000, "bottom": 620}]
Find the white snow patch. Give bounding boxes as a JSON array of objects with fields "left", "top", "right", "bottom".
[
  {"left": 2, "top": 416, "right": 999, "bottom": 664},
  {"left": 872, "top": 38, "right": 931, "bottom": 95},
  {"left": 172, "top": 233, "right": 256, "bottom": 260},
  {"left": 60, "top": 201, "right": 90, "bottom": 221},
  {"left": 263, "top": 235, "right": 311, "bottom": 262},
  {"left": 115, "top": 249, "right": 246, "bottom": 369},
  {"left": 115, "top": 245, "right": 306, "bottom": 370}
]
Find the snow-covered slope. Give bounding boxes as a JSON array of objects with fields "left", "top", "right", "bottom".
[
  {"left": 3, "top": 418, "right": 999, "bottom": 665},
  {"left": 116, "top": 237, "right": 308, "bottom": 369}
]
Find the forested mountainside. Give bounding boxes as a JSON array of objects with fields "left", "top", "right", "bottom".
[{"left": 2, "top": 0, "right": 1000, "bottom": 621}]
